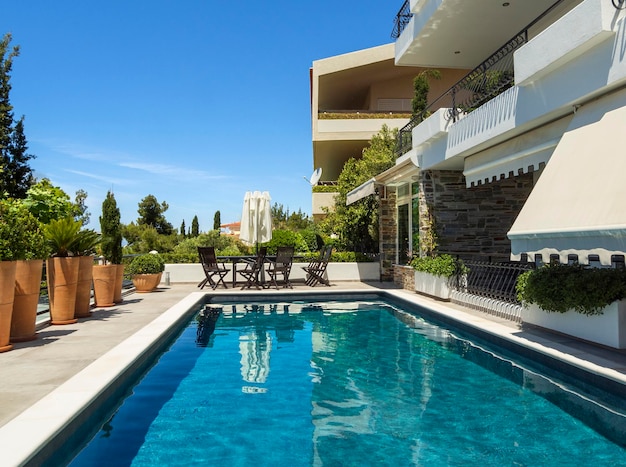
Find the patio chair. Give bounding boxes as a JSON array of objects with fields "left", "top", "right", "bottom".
[
  {"left": 197, "top": 246, "right": 229, "bottom": 289},
  {"left": 238, "top": 247, "right": 267, "bottom": 290},
  {"left": 303, "top": 246, "right": 332, "bottom": 287},
  {"left": 266, "top": 246, "right": 295, "bottom": 289}
]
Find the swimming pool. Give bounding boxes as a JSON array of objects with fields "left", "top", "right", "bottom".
[{"left": 68, "top": 296, "right": 626, "bottom": 465}]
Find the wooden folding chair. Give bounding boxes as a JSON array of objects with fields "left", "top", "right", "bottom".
[
  {"left": 266, "top": 246, "right": 294, "bottom": 289},
  {"left": 197, "top": 246, "right": 229, "bottom": 289},
  {"left": 238, "top": 247, "right": 267, "bottom": 290},
  {"left": 303, "top": 246, "right": 332, "bottom": 286}
]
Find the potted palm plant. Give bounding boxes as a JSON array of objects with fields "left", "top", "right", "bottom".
[
  {"left": 93, "top": 191, "right": 123, "bottom": 307},
  {"left": 43, "top": 217, "right": 82, "bottom": 325},
  {"left": 8, "top": 200, "right": 49, "bottom": 342},
  {"left": 127, "top": 252, "right": 165, "bottom": 293}
]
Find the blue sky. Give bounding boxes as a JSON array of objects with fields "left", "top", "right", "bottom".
[{"left": 1, "top": 1, "right": 396, "bottom": 231}]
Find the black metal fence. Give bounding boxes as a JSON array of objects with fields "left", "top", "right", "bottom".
[{"left": 461, "top": 261, "right": 534, "bottom": 304}]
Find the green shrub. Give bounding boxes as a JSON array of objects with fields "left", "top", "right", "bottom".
[
  {"left": 0, "top": 199, "right": 49, "bottom": 260},
  {"left": 516, "top": 263, "right": 626, "bottom": 315},
  {"left": 410, "top": 254, "right": 468, "bottom": 278},
  {"left": 126, "top": 253, "right": 165, "bottom": 275},
  {"left": 265, "top": 229, "right": 308, "bottom": 254},
  {"left": 312, "top": 185, "right": 338, "bottom": 193}
]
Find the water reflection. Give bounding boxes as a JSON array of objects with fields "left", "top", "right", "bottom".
[{"left": 195, "top": 306, "right": 222, "bottom": 347}]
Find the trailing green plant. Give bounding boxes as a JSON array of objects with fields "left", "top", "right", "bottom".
[
  {"left": 312, "top": 185, "right": 338, "bottom": 193},
  {"left": 0, "top": 198, "right": 48, "bottom": 260},
  {"left": 126, "top": 253, "right": 165, "bottom": 275},
  {"left": 43, "top": 217, "right": 82, "bottom": 257},
  {"left": 516, "top": 263, "right": 626, "bottom": 315},
  {"left": 410, "top": 254, "right": 468, "bottom": 278},
  {"left": 318, "top": 112, "right": 411, "bottom": 120}
]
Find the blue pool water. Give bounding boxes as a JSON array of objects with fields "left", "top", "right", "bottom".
[{"left": 70, "top": 299, "right": 626, "bottom": 465}]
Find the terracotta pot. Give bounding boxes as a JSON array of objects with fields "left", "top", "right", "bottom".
[
  {"left": 113, "top": 264, "right": 124, "bottom": 303},
  {"left": 132, "top": 273, "right": 161, "bottom": 293},
  {"left": 47, "top": 257, "right": 79, "bottom": 325},
  {"left": 0, "top": 261, "right": 17, "bottom": 353},
  {"left": 11, "top": 259, "right": 43, "bottom": 342},
  {"left": 75, "top": 256, "right": 94, "bottom": 318},
  {"left": 92, "top": 264, "right": 117, "bottom": 307}
]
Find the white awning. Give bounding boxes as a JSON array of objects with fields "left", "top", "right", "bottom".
[
  {"left": 346, "top": 178, "right": 377, "bottom": 205},
  {"left": 346, "top": 157, "right": 417, "bottom": 205},
  {"left": 508, "top": 90, "right": 626, "bottom": 265},
  {"left": 463, "top": 117, "right": 570, "bottom": 187}
]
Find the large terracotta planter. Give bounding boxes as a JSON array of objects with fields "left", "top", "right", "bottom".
[
  {"left": 0, "top": 261, "right": 17, "bottom": 353},
  {"left": 75, "top": 256, "right": 94, "bottom": 318},
  {"left": 114, "top": 264, "right": 124, "bottom": 303},
  {"left": 11, "top": 259, "right": 43, "bottom": 342},
  {"left": 92, "top": 264, "right": 117, "bottom": 307},
  {"left": 47, "top": 257, "right": 79, "bottom": 325},
  {"left": 132, "top": 273, "right": 162, "bottom": 293}
]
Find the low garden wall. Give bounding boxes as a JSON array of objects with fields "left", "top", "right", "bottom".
[{"left": 162, "top": 262, "right": 380, "bottom": 284}]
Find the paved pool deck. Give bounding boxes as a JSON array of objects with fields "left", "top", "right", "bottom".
[{"left": 1, "top": 281, "right": 626, "bottom": 465}]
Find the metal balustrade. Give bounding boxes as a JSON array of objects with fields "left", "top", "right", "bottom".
[
  {"left": 461, "top": 261, "right": 534, "bottom": 304},
  {"left": 391, "top": 0, "right": 412, "bottom": 39},
  {"left": 393, "top": 0, "right": 568, "bottom": 158}
]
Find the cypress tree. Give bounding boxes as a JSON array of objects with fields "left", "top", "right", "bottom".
[
  {"left": 0, "top": 34, "right": 34, "bottom": 198},
  {"left": 191, "top": 215, "right": 199, "bottom": 237},
  {"left": 100, "top": 191, "right": 122, "bottom": 264}
]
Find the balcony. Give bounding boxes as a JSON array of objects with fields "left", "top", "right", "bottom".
[{"left": 394, "top": 0, "right": 580, "bottom": 158}]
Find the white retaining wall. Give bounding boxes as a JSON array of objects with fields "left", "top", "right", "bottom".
[{"left": 162, "top": 262, "right": 380, "bottom": 284}]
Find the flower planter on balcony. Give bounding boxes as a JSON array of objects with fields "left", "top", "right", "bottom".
[
  {"left": 523, "top": 301, "right": 626, "bottom": 349},
  {"left": 414, "top": 271, "right": 452, "bottom": 301}
]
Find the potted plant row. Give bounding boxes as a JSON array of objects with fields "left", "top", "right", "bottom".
[
  {"left": 127, "top": 252, "right": 165, "bottom": 293},
  {"left": 516, "top": 263, "right": 626, "bottom": 349},
  {"left": 410, "top": 254, "right": 468, "bottom": 301}
]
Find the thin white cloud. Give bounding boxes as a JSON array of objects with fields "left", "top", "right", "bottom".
[
  {"left": 64, "top": 169, "right": 132, "bottom": 186},
  {"left": 118, "top": 161, "right": 230, "bottom": 181}
]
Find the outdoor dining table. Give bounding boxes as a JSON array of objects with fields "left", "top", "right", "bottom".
[{"left": 217, "top": 254, "right": 302, "bottom": 287}]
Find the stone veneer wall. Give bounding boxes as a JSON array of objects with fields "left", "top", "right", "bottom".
[
  {"left": 419, "top": 170, "right": 534, "bottom": 260},
  {"left": 393, "top": 265, "right": 415, "bottom": 290},
  {"left": 379, "top": 189, "right": 397, "bottom": 281}
]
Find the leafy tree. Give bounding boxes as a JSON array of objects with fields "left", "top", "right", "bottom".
[
  {"left": 100, "top": 191, "right": 122, "bottom": 264},
  {"left": 271, "top": 204, "right": 312, "bottom": 231},
  {"left": 320, "top": 125, "right": 397, "bottom": 253},
  {"left": 0, "top": 34, "right": 34, "bottom": 199},
  {"left": 22, "top": 178, "right": 74, "bottom": 224},
  {"left": 191, "top": 215, "right": 199, "bottom": 237},
  {"left": 122, "top": 222, "right": 178, "bottom": 254},
  {"left": 213, "top": 210, "right": 221, "bottom": 231},
  {"left": 137, "top": 194, "right": 173, "bottom": 235},
  {"left": 180, "top": 219, "right": 186, "bottom": 237}
]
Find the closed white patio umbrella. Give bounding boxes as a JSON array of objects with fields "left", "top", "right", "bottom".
[{"left": 240, "top": 191, "right": 272, "bottom": 249}]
